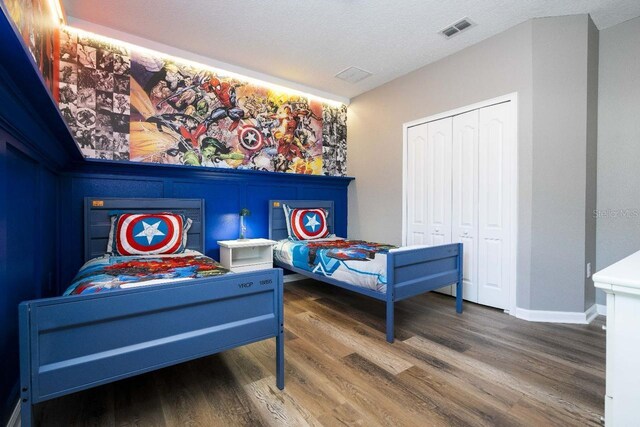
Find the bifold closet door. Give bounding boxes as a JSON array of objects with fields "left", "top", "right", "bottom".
[
  {"left": 426, "top": 118, "right": 453, "bottom": 246},
  {"left": 405, "top": 124, "right": 428, "bottom": 246},
  {"left": 405, "top": 119, "right": 453, "bottom": 249},
  {"left": 477, "top": 102, "right": 513, "bottom": 309},
  {"left": 405, "top": 101, "right": 513, "bottom": 309},
  {"left": 426, "top": 118, "right": 453, "bottom": 294},
  {"left": 452, "top": 110, "right": 479, "bottom": 302}
]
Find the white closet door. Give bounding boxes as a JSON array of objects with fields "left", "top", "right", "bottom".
[
  {"left": 477, "top": 102, "right": 513, "bottom": 309},
  {"left": 426, "top": 118, "right": 453, "bottom": 246},
  {"left": 452, "top": 110, "right": 479, "bottom": 302},
  {"left": 405, "top": 124, "right": 428, "bottom": 245},
  {"left": 426, "top": 118, "right": 453, "bottom": 294}
]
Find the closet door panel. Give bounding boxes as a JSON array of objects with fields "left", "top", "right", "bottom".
[
  {"left": 478, "top": 102, "right": 513, "bottom": 309},
  {"left": 426, "top": 118, "right": 453, "bottom": 294},
  {"left": 406, "top": 124, "right": 428, "bottom": 245},
  {"left": 452, "top": 110, "right": 479, "bottom": 302},
  {"left": 426, "top": 117, "right": 452, "bottom": 245}
]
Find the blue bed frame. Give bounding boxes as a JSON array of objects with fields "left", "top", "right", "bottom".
[
  {"left": 19, "top": 198, "right": 284, "bottom": 426},
  {"left": 269, "top": 200, "right": 463, "bottom": 343}
]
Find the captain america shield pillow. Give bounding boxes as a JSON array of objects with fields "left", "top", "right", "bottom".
[
  {"left": 106, "top": 212, "right": 192, "bottom": 256},
  {"left": 283, "top": 204, "right": 330, "bottom": 241}
]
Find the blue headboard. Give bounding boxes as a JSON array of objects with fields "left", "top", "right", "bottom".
[
  {"left": 268, "top": 200, "right": 335, "bottom": 241},
  {"left": 84, "top": 197, "right": 205, "bottom": 261}
]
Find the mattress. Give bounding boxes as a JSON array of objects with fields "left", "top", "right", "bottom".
[
  {"left": 274, "top": 238, "right": 397, "bottom": 293},
  {"left": 64, "top": 250, "right": 229, "bottom": 295}
]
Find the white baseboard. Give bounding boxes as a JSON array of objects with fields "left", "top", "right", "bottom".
[
  {"left": 596, "top": 303, "right": 607, "bottom": 316},
  {"left": 283, "top": 273, "right": 306, "bottom": 283},
  {"left": 585, "top": 304, "right": 599, "bottom": 323},
  {"left": 515, "top": 304, "right": 598, "bottom": 324},
  {"left": 8, "top": 399, "right": 20, "bottom": 427}
]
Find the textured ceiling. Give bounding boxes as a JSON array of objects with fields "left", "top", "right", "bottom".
[{"left": 62, "top": 0, "right": 640, "bottom": 100}]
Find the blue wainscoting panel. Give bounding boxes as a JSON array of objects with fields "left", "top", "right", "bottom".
[
  {"left": 58, "top": 174, "right": 166, "bottom": 286},
  {"left": 299, "top": 186, "right": 349, "bottom": 237},
  {"left": 3, "top": 145, "right": 38, "bottom": 411},
  {"left": 58, "top": 162, "right": 354, "bottom": 292},
  {"left": 39, "top": 169, "right": 58, "bottom": 298},
  {"left": 246, "top": 184, "right": 298, "bottom": 242},
  {"left": 0, "top": 134, "right": 61, "bottom": 423},
  {"left": 172, "top": 180, "right": 243, "bottom": 259}
]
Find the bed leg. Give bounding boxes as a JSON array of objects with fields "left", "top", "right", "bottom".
[
  {"left": 456, "top": 282, "right": 463, "bottom": 314},
  {"left": 456, "top": 244, "right": 464, "bottom": 314},
  {"left": 386, "top": 299, "right": 395, "bottom": 343},
  {"left": 276, "top": 331, "right": 285, "bottom": 390},
  {"left": 21, "top": 400, "right": 32, "bottom": 427},
  {"left": 19, "top": 303, "right": 33, "bottom": 427}
]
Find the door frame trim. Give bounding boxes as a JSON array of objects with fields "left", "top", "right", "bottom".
[{"left": 402, "top": 92, "right": 518, "bottom": 316}]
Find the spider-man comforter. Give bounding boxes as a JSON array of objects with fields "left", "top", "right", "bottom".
[
  {"left": 274, "top": 238, "right": 397, "bottom": 293},
  {"left": 64, "top": 251, "right": 229, "bottom": 295}
]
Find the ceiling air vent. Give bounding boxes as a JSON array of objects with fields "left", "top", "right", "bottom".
[
  {"left": 440, "top": 17, "right": 475, "bottom": 39},
  {"left": 335, "top": 66, "right": 372, "bottom": 84}
]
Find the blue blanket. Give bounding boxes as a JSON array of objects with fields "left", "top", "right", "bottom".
[{"left": 274, "top": 238, "right": 396, "bottom": 293}]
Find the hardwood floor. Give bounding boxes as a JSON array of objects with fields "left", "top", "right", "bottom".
[{"left": 34, "top": 279, "right": 606, "bottom": 426}]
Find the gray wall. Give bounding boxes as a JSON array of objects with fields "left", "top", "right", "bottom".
[
  {"left": 348, "top": 15, "right": 598, "bottom": 313},
  {"left": 529, "top": 15, "right": 597, "bottom": 312},
  {"left": 596, "top": 16, "right": 640, "bottom": 305},
  {"left": 585, "top": 18, "right": 599, "bottom": 310}
]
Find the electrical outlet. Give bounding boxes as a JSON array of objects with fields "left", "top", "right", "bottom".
[{"left": 586, "top": 262, "right": 592, "bottom": 279}]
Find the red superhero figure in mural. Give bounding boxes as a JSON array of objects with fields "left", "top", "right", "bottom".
[
  {"left": 199, "top": 77, "right": 245, "bottom": 131},
  {"left": 146, "top": 113, "right": 206, "bottom": 149},
  {"left": 271, "top": 105, "right": 321, "bottom": 161}
]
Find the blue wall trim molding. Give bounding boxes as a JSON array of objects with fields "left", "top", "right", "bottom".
[{"left": 0, "top": 7, "right": 353, "bottom": 422}]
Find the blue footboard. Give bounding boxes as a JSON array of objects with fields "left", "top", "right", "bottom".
[
  {"left": 19, "top": 268, "right": 284, "bottom": 426},
  {"left": 388, "top": 243, "right": 462, "bottom": 301},
  {"left": 385, "top": 243, "right": 463, "bottom": 342}
]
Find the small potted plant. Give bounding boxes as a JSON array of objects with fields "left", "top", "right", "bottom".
[{"left": 239, "top": 208, "right": 250, "bottom": 239}]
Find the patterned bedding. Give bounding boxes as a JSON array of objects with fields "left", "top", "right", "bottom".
[
  {"left": 274, "top": 238, "right": 397, "bottom": 293},
  {"left": 64, "top": 250, "right": 229, "bottom": 295}
]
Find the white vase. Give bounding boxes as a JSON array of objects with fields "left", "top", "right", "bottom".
[{"left": 239, "top": 216, "right": 247, "bottom": 239}]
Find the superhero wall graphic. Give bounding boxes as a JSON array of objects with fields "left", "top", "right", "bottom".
[
  {"left": 4, "top": 0, "right": 57, "bottom": 94},
  {"left": 56, "top": 28, "right": 348, "bottom": 176}
]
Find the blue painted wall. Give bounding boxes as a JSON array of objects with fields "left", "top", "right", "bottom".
[{"left": 0, "top": 7, "right": 352, "bottom": 422}]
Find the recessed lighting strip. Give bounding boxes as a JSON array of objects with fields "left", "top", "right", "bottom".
[{"left": 62, "top": 24, "right": 346, "bottom": 107}]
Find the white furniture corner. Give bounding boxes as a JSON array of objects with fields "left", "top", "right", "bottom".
[
  {"left": 218, "top": 238, "right": 276, "bottom": 272},
  {"left": 593, "top": 250, "right": 640, "bottom": 426}
]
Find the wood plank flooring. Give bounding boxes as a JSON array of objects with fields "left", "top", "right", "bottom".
[{"left": 34, "top": 279, "right": 605, "bottom": 426}]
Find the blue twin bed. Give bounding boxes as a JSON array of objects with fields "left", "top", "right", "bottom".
[
  {"left": 19, "top": 198, "right": 284, "bottom": 426},
  {"left": 269, "top": 200, "right": 463, "bottom": 343},
  {"left": 19, "top": 197, "right": 462, "bottom": 426}
]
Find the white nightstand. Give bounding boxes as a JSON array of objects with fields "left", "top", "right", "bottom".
[{"left": 218, "top": 238, "right": 277, "bottom": 272}]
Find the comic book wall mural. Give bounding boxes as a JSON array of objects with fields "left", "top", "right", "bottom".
[
  {"left": 56, "top": 27, "right": 348, "bottom": 176},
  {"left": 4, "top": 0, "right": 57, "bottom": 95}
]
